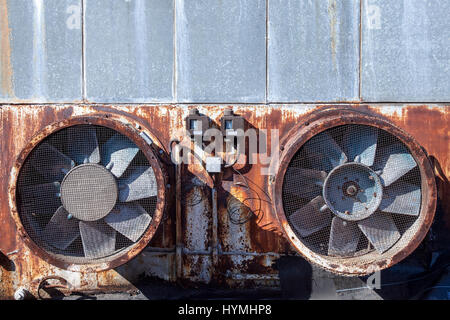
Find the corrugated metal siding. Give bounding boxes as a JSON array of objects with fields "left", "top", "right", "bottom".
[{"left": 1, "top": 0, "right": 449, "bottom": 104}]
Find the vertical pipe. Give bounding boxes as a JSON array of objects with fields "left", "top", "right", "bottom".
[
  {"left": 211, "top": 187, "right": 218, "bottom": 266},
  {"left": 175, "top": 161, "right": 183, "bottom": 279}
]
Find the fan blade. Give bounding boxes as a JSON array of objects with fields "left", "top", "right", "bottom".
[
  {"left": 28, "top": 143, "right": 74, "bottom": 182},
  {"left": 373, "top": 143, "right": 417, "bottom": 187},
  {"left": 101, "top": 134, "right": 139, "bottom": 178},
  {"left": 303, "top": 132, "right": 347, "bottom": 172},
  {"left": 358, "top": 213, "right": 400, "bottom": 253},
  {"left": 42, "top": 206, "right": 79, "bottom": 250},
  {"left": 79, "top": 221, "right": 116, "bottom": 259},
  {"left": 118, "top": 166, "right": 158, "bottom": 202},
  {"left": 342, "top": 125, "right": 378, "bottom": 166},
  {"left": 284, "top": 167, "right": 326, "bottom": 199},
  {"left": 67, "top": 126, "right": 100, "bottom": 164},
  {"left": 289, "top": 196, "right": 331, "bottom": 237},
  {"left": 379, "top": 181, "right": 421, "bottom": 216},
  {"left": 20, "top": 182, "right": 61, "bottom": 217},
  {"left": 328, "top": 217, "right": 361, "bottom": 256},
  {"left": 105, "top": 203, "right": 152, "bottom": 242}
]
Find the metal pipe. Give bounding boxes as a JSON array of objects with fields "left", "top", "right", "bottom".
[
  {"left": 211, "top": 187, "right": 219, "bottom": 266},
  {"left": 175, "top": 161, "right": 183, "bottom": 279}
]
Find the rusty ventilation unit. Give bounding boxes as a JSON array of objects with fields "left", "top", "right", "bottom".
[
  {"left": 271, "top": 108, "right": 436, "bottom": 274},
  {"left": 10, "top": 116, "right": 169, "bottom": 271},
  {"left": 5, "top": 107, "right": 436, "bottom": 292}
]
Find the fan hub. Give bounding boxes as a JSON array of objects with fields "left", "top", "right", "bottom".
[
  {"left": 60, "top": 163, "right": 118, "bottom": 221},
  {"left": 343, "top": 182, "right": 359, "bottom": 197},
  {"left": 323, "top": 162, "right": 383, "bottom": 221}
]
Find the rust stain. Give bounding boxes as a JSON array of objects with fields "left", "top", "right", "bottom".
[
  {"left": 368, "top": 105, "right": 450, "bottom": 229},
  {"left": 0, "top": 104, "right": 448, "bottom": 296},
  {"left": 384, "top": 106, "right": 449, "bottom": 176},
  {"left": 0, "top": 0, "right": 14, "bottom": 97}
]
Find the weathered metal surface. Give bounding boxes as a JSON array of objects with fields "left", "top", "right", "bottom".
[
  {"left": 268, "top": 0, "right": 360, "bottom": 102},
  {"left": 175, "top": 0, "right": 266, "bottom": 103},
  {"left": 85, "top": 0, "right": 174, "bottom": 103},
  {"left": 0, "top": 104, "right": 448, "bottom": 298},
  {"left": 362, "top": 0, "right": 450, "bottom": 101},
  {"left": 1, "top": 1, "right": 450, "bottom": 104},
  {"left": 0, "top": 0, "right": 82, "bottom": 103}
]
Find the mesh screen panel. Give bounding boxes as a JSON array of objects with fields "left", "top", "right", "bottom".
[
  {"left": 283, "top": 125, "right": 421, "bottom": 259},
  {"left": 17, "top": 125, "right": 158, "bottom": 264}
]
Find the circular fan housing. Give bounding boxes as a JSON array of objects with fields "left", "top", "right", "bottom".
[
  {"left": 271, "top": 109, "right": 436, "bottom": 276},
  {"left": 10, "top": 116, "right": 169, "bottom": 271}
]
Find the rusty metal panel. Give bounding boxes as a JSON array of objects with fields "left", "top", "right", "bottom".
[
  {"left": 175, "top": 0, "right": 266, "bottom": 103},
  {"left": 85, "top": 0, "right": 174, "bottom": 103},
  {"left": 362, "top": 0, "right": 450, "bottom": 101},
  {"left": 0, "top": 104, "right": 448, "bottom": 298},
  {"left": 0, "top": 0, "right": 82, "bottom": 103},
  {"left": 268, "top": 0, "right": 360, "bottom": 102}
]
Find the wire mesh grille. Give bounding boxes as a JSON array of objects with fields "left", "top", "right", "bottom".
[
  {"left": 283, "top": 125, "right": 422, "bottom": 259},
  {"left": 17, "top": 125, "right": 158, "bottom": 264}
]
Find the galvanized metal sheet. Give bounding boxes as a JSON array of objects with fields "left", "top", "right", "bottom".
[
  {"left": 362, "top": 0, "right": 450, "bottom": 101},
  {"left": 85, "top": 0, "right": 174, "bottom": 103},
  {"left": 0, "top": 0, "right": 82, "bottom": 102},
  {"left": 176, "top": 0, "right": 266, "bottom": 103},
  {"left": 268, "top": 0, "right": 360, "bottom": 102}
]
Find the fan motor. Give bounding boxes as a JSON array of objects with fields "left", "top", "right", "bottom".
[{"left": 61, "top": 164, "right": 118, "bottom": 221}]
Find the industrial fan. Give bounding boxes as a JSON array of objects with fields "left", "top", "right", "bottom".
[
  {"left": 282, "top": 124, "right": 424, "bottom": 258},
  {"left": 17, "top": 125, "right": 158, "bottom": 261}
]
